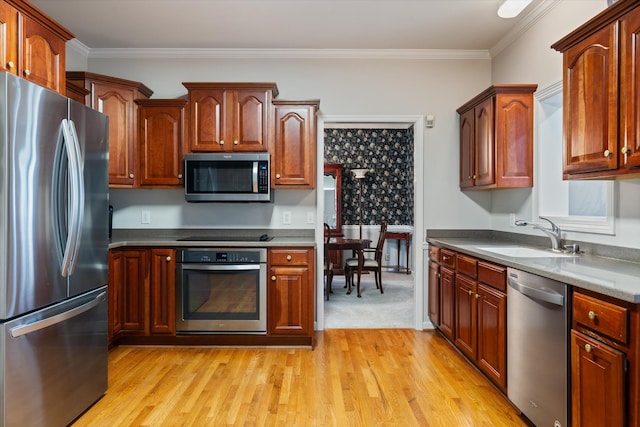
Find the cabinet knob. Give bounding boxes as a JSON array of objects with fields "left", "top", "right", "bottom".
[
  {"left": 7, "top": 61, "right": 14, "bottom": 69},
  {"left": 585, "top": 343, "right": 592, "bottom": 353},
  {"left": 467, "top": 175, "right": 472, "bottom": 179},
  {"left": 271, "top": 275, "right": 276, "bottom": 281},
  {"left": 472, "top": 175, "right": 477, "bottom": 179},
  {"left": 166, "top": 256, "right": 171, "bottom": 262},
  {"left": 475, "top": 293, "right": 480, "bottom": 299},
  {"left": 588, "top": 310, "right": 597, "bottom": 320},
  {"left": 622, "top": 146, "right": 631, "bottom": 155},
  {"left": 233, "top": 140, "right": 238, "bottom": 145},
  {"left": 286, "top": 255, "right": 292, "bottom": 261},
  {"left": 604, "top": 150, "right": 612, "bottom": 159},
  {"left": 468, "top": 289, "right": 472, "bottom": 296},
  {"left": 178, "top": 174, "right": 183, "bottom": 179},
  {"left": 23, "top": 69, "right": 30, "bottom": 77},
  {"left": 220, "top": 140, "right": 225, "bottom": 145},
  {"left": 276, "top": 173, "right": 281, "bottom": 179},
  {"left": 129, "top": 173, "right": 134, "bottom": 179}
]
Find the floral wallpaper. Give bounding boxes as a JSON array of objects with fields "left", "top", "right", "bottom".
[{"left": 324, "top": 127, "right": 414, "bottom": 226}]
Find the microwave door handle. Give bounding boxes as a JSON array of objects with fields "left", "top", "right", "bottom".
[{"left": 252, "top": 161, "right": 258, "bottom": 193}]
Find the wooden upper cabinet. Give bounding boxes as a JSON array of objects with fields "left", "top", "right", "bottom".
[
  {"left": 67, "top": 72, "right": 153, "bottom": 187},
  {"left": 182, "top": 82, "right": 278, "bottom": 152},
  {"left": 136, "top": 99, "right": 187, "bottom": 187},
  {"left": 457, "top": 84, "right": 536, "bottom": 190},
  {"left": 553, "top": 1, "right": 640, "bottom": 179},
  {"left": 0, "top": 0, "right": 73, "bottom": 94},
  {"left": 271, "top": 100, "right": 319, "bottom": 189}
]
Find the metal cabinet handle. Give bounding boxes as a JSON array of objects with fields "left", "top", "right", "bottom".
[
  {"left": 604, "top": 150, "right": 613, "bottom": 159},
  {"left": 178, "top": 174, "right": 183, "bottom": 179},
  {"left": 475, "top": 293, "right": 480, "bottom": 299},
  {"left": 276, "top": 173, "right": 281, "bottom": 179},
  {"left": 622, "top": 146, "right": 631, "bottom": 155},
  {"left": 7, "top": 60, "right": 14, "bottom": 69},
  {"left": 468, "top": 289, "right": 472, "bottom": 296},
  {"left": 23, "top": 69, "right": 30, "bottom": 77},
  {"left": 286, "top": 255, "right": 292, "bottom": 261},
  {"left": 588, "top": 310, "right": 597, "bottom": 320},
  {"left": 166, "top": 256, "right": 171, "bottom": 262},
  {"left": 585, "top": 343, "right": 592, "bottom": 353},
  {"left": 234, "top": 140, "right": 238, "bottom": 145},
  {"left": 271, "top": 275, "right": 276, "bottom": 281},
  {"left": 129, "top": 173, "right": 134, "bottom": 179},
  {"left": 220, "top": 140, "right": 225, "bottom": 145}
]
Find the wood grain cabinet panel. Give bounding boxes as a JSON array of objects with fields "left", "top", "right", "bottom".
[
  {"left": 119, "top": 249, "right": 149, "bottom": 335},
  {"left": 0, "top": 0, "right": 73, "bottom": 94},
  {"left": 439, "top": 266, "right": 455, "bottom": 341},
  {"left": 457, "top": 85, "right": 536, "bottom": 190},
  {"left": 66, "top": 72, "right": 153, "bottom": 187},
  {"left": 427, "top": 259, "right": 440, "bottom": 327},
  {"left": 271, "top": 100, "right": 319, "bottom": 189},
  {"left": 267, "top": 248, "right": 314, "bottom": 343},
  {"left": 137, "top": 99, "right": 187, "bottom": 187},
  {"left": 149, "top": 248, "right": 176, "bottom": 336},
  {"left": 183, "top": 82, "right": 278, "bottom": 153},
  {"left": 553, "top": 2, "right": 640, "bottom": 179}
]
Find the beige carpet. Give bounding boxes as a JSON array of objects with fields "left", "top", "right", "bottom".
[{"left": 323, "top": 271, "right": 414, "bottom": 329}]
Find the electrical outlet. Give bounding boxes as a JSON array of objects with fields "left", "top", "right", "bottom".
[
  {"left": 141, "top": 210, "right": 151, "bottom": 224},
  {"left": 282, "top": 211, "right": 292, "bottom": 225},
  {"left": 307, "top": 212, "right": 314, "bottom": 224}
]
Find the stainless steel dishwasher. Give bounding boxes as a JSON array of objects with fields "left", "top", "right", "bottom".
[{"left": 507, "top": 268, "right": 569, "bottom": 427}]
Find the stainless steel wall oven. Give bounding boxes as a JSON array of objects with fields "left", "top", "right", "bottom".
[{"left": 176, "top": 248, "right": 267, "bottom": 334}]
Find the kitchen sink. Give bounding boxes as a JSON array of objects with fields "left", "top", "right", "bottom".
[{"left": 475, "top": 246, "right": 578, "bottom": 258}]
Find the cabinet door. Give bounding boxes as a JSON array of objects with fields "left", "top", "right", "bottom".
[
  {"left": 19, "top": 14, "right": 66, "bottom": 94},
  {"left": 108, "top": 250, "right": 124, "bottom": 343},
  {"left": 563, "top": 23, "right": 618, "bottom": 176},
  {"left": 232, "top": 89, "right": 270, "bottom": 152},
  {"left": 571, "top": 330, "right": 625, "bottom": 427},
  {"left": 0, "top": 2, "right": 17, "bottom": 75},
  {"left": 272, "top": 102, "right": 317, "bottom": 188},
  {"left": 620, "top": 7, "right": 640, "bottom": 170},
  {"left": 268, "top": 265, "right": 312, "bottom": 336},
  {"left": 495, "top": 92, "right": 534, "bottom": 188},
  {"left": 476, "top": 283, "right": 507, "bottom": 391},
  {"left": 138, "top": 101, "right": 186, "bottom": 187},
  {"left": 439, "top": 267, "right": 455, "bottom": 341},
  {"left": 474, "top": 98, "right": 495, "bottom": 187},
  {"left": 121, "top": 249, "right": 149, "bottom": 334},
  {"left": 150, "top": 249, "right": 176, "bottom": 336},
  {"left": 188, "top": 88, "right": 227, "bottom": 152},
  {"left": 92, "top": 83, "right": 138, "bottom": 186},
  {"left": 454, "top": 274, "right": 476, "bottom": 360},
  {"left": 459, "top": 108, "right": 475, "bottom": 188},
  {"left": 428, "top": 260, "right": 440, "bottom": 327}
]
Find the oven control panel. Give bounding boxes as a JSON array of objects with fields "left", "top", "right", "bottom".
[{"left": 178, "top": 248, "right": 266, "bottom": 264}]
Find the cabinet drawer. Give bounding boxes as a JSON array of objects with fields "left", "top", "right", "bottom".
[
  {"left": 440, "top": 249, "right": 456, "bottom": 269},
  {"left": 478, "top": 261, "right": 506, "bottom": 292},
  {"left": 269, "top": 249, "right": 311, "bottom": 266},
  {"left": 573, "top": 292, "right": 629, "bottom": 344},
  {"left": 429, "top": 245, "right": 440, "bottom": 261},
  {"left": 456, "top": 254, "right": 477, "bottom": 279}
]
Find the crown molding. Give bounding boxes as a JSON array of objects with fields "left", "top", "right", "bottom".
[
  {"left": 67, "top": 38, "right": 91, "bottom": 58},
  {"left": 489, "top": 0, "right": 561, "bottom": 58},
  {"left": 85, "top": 47, "right": 490, "bottom": 61}
]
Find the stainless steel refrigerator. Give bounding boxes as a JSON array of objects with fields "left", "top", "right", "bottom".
[{"left": 0, "top": 72, "right": 109, "bottom": 426}]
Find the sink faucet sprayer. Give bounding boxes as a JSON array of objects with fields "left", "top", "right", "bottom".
[{"left": 515, "top": 216, "right": 562, "bottom": 251}]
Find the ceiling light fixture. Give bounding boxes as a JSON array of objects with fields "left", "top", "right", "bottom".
[{"left": 497, "top": 0, "right": 533, "bottom": 18}]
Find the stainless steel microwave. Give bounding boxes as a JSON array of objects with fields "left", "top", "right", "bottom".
[{"left": 184, "top": 153, "right": 271, "bottom": 202}]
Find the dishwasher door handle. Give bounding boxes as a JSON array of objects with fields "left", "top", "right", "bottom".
[{"left": 508, "top": 277, "right": 564, "bottom": 306}]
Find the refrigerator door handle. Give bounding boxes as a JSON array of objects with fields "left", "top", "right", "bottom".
[
  {"left": 9, "top": 291, "right": 107, "bottom": 338},
  {"left": 59, "top": 119, "right": 80, "bottom": 277},
  {"left": 66, "top": 119, "right": 85, "bottom": 275}
]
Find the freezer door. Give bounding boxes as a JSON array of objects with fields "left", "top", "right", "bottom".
[
  {"left": 0, "top": 73, "right": 69, "bottom": 318},
  {"left": 0, "top": 287, "right": 108, "bottom": 426},
  {"left": 67, "top": 101, "right": 109, "bottom": 297}
]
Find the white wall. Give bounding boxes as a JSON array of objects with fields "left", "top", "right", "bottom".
[
  {"left": 490, "top": 1, "right": 640, "bottom": 250},
  {"left": 80, "top": 54, "right": 493, "bottom": 232}
]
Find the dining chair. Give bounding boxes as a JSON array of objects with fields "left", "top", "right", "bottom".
[
  {"left": 324, "top": 223, "right": 334, "bottom": 300},
  {"left": 344, "top": 221, "right": 388, "bottom": 294}
]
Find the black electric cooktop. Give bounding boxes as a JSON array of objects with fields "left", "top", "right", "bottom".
[{"left": 177, "top": 234, "right": 273, "bottom": 242}]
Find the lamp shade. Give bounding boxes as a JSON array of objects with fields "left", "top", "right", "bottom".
[
  {"left": 497, "top": 0, "right": 532, "bottom": 18},
  {"left": 351, "top": 168, "right": 369, "bottom": 179}
]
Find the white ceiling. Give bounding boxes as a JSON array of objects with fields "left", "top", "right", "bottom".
[{"left": 29, "top": 0, "right": 551, "bottom": 53}]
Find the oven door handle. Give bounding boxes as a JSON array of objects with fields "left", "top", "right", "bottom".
[{"left": 180, "top": 264, "right": 262, "bottom": 272}]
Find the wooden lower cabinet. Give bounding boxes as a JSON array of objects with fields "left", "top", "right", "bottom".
[
  {"left": 267, "top": 248, "right": 315, "bottom": 343},
  {"left": 427, "top": 259, "right": 440, "bottom": 327},
  {"left": 439, "top": 266, "right": 455, "bottom": 341},
  {"left": 108, "top": 247, "right": 176, "bottom": 342},
  {"left": 571, "top": 330, "right": 625, "bottom": 427}
]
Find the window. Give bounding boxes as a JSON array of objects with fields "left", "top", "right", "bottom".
[{"left": 534, "top": 82, "right": 614, "bottom": 235}]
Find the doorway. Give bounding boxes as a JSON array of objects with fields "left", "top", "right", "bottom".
[{"left": 316, "top": 115, "right": 425, "bottom": 331}]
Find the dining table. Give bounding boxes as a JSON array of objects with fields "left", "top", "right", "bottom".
[{"left": 327, "top": 237, "right": 372, "bottom": 298}]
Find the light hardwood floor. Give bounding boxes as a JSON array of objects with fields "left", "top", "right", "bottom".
[{"left": 73, "top": 329, "right": 528, "bottom": 426}]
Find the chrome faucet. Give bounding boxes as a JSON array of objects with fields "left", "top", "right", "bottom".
[{"left": 515, "top": 216, "right": 562, "bottom": 251}]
